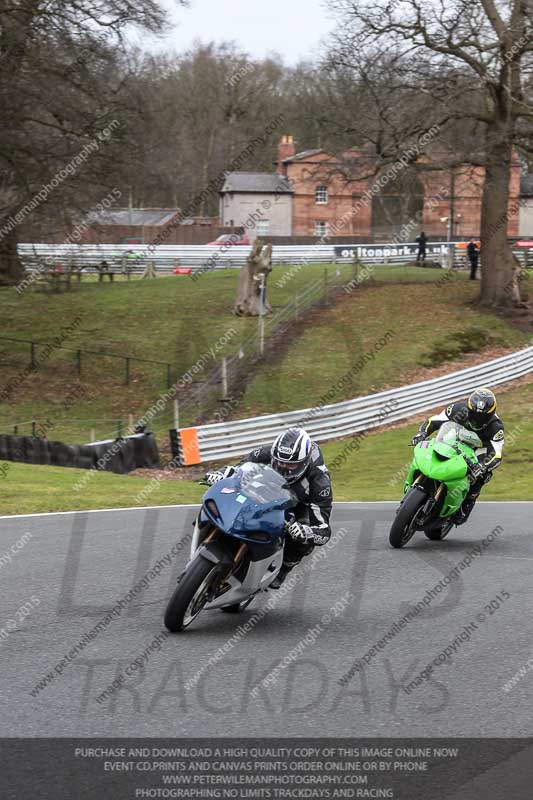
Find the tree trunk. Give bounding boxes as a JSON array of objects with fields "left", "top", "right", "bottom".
[
  {"left": 234, "top": 240, "right": 273, "bottom": 316},
  {"left": 479, "top": 133, "right": 517, "bottom": 308},
  {"left": 0, "top": 226, "right": 25, "bottom": 285}
]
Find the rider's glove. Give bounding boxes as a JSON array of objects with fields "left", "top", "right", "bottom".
[
  {"left": 285, "top": 520, "right": 314, "bottom": 543},
  {"left": 204, "top": 466, "right": 235, "bottom": 486},
  {"left": 411, "top": 432, "right": 427, "bottom": 447}
]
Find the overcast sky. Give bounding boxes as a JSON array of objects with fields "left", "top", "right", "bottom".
[{"left": 147, "top": 0, "right": 336, "bottom": 63}]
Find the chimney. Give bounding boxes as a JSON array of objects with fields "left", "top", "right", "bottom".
[{"left": 277, "top": 135, "right": 296, "bottom": 176}]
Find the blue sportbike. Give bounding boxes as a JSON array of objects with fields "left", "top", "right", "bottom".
[{"left": 164, "top": 462, "right": 297, "bottom": 632}]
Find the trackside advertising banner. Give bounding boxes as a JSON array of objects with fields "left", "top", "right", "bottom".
[{"left": 334, "top": 243, "right": 451, "bottom": 260}]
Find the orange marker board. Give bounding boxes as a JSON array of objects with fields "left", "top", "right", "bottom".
[{"left": 179, "top": 427, "right": 201, "bottom": 466}]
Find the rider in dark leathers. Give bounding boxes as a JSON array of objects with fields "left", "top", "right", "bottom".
[
  {"left": 205, "top": 427, "right": 332, "bottom": 587},
  {"left": 411, "top": 388, "right": 504, "bottom": 524}
]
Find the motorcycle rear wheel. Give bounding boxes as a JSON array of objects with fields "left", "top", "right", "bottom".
[
  {"left": 164, "top": 557, "right": 220, "bottom": 632},
  {"left": 389, "top": 489, "right": 426, "bottom": 549}
]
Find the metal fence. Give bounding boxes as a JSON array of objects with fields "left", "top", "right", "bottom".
[
  {"left": 17, "top": 241, "right": 455, "bottom": 272},
  {"left": 172, "top": 345, "right": 533, "bottom": 464},
  {"left": 174, "top": 265, "right": 352, "bottom": 426},
  {"left": 17, "top": 241, "right": 533, "bottom": 277},
  {"left": 0, "top": 336, "right": 175, "bottom": 388}
]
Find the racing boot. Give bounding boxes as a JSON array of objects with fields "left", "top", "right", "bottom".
[
  {"left": 269, "top": 559, "right": 300, "bottom": 590},
  {"left": 454, "top": 493, "right": 479, "bottom": 526}
]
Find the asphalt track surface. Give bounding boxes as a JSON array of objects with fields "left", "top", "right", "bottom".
[{"left": 0, "top": 502, "right": 531, "bottom": 737}]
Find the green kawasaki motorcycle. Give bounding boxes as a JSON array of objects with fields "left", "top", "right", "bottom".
[{"left": 389, "top": 421, "right": 483, "bottom": 548}]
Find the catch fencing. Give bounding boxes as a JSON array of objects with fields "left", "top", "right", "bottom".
[{"left": 171, "top": 345, "right": 533, "bottom": 465}]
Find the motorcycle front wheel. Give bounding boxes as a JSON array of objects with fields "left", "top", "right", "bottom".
[
  {"left": 425, "top": 519, "right": 454, "bottom": 541},
  {"left": 220, "top": 597, "right": 255, "bottom": 614},
  {"left": 164, "top": 557, "right": 221, "bottom": 632},
  {"left": 389, "top": 488, "right": 426, "bottom": 549}
]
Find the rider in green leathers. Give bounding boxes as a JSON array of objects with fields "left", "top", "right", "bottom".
[{"left": 411, "top": 388, "right": 504, "bottom": 524}]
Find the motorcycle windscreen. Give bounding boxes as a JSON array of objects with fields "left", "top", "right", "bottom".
[
  {"left": 204, "top": 463, "right": 295, "bottom": 537},
  {"left": 435, "top": 421, "right": 482, "bottom": 449}
]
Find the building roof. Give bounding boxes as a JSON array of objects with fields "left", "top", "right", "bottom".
[
  {"left": 86, "top": 208, "right": 180, "bottom": 226},
  {"left": 283, "top": 149, "right": 324, "bottom": 163},
  {"left": 221, "top": 172, "right": 294, "bottom": 194},
  {"left": 521, "top": 175, "right": 533, "bottom": 197}
]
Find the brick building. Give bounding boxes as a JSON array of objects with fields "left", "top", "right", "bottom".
[
  {"left": 520, "top": 175, "right": 533, "bottom": 236},
  {"left": 220, "top": 135, "right": 522, "bottom": 241}
]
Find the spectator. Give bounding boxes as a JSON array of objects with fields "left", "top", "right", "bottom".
[
  {"left": 415, "top": 231, "right": 427, "bottom": 265},
  {"left": 466, "top": 238, "right": 480, "bottom": 280}
]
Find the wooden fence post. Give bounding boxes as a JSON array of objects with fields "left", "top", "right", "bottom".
[{"left": 221, "top": 357, "right": 229, "bottom": 399}]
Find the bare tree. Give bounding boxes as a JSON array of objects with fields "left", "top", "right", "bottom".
[
  {"left": 0, "top": 0, "right": 187, "bottom": 284},
  {"left": 326, "top": 0, "right": 533, "bottom": 308},
  {"left": 122, "top": 43, "right": 287, "bottom": 213}
]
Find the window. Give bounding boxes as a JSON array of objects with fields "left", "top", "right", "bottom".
[
  {"left": 256, "top": 219, "right": 270, "bottom": 236},
  {"left": 314, "top": 221, "right": 329, "bottom": 237},
  {"left": 315, "top": 185, "right": 328, "bottom": 204}
]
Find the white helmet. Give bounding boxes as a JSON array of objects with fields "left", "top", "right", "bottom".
[{"left": 271, "top": 427, "right": 312, "bottom": 484}]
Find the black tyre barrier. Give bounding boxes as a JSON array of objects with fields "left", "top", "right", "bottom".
[
  {"left": 169, "top": 429, "right": 180, "bottom": 460},
  {"left": 0, "top": 433, "right": 159, "bottom": 474},
  {"left": 7, "top": 435, "right": 26, "bottom": 463},
  {"left": 131, "top": 432, "right": 159, "bottom": 468},
  {"left": 49, "top": 441, "right": 77, "bottom": 468},
  {"left": 118, "top": 438, "right": 136, "bottom": 474},
  {"left": 84, "top": 440, "right": 125, "bottom": 473},
  {"left": 24, "top": 436, "right": 51, "bottom": 466},
  {"left": 86, "top": 438, "right": 133, "bottom": 474},
  {"left": 0, "top": 434, "right": 10, "bottom": 461},
  {"left": 84, "top": 433, "right": 159, "bottom": 474},
  {"left": 77, "top": 445, "right": 97, "bottom": 471}
]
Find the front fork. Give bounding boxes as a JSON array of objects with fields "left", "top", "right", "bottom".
[
  {"left": 189, "top": 517, "right": 203, "bottom": 560},
  {"left": 187, "top": 517, "right": 248, "bottom": 585},
  {"left": 410, "top": 478, "right": 446, "bottom": 524}
]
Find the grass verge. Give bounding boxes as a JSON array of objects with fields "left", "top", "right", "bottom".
[
  {"left": 239, "top": 275, "right": 529, "bottom": 416},
  {"left": 3, "top": 380, "right": 531, "bottom": 515}
]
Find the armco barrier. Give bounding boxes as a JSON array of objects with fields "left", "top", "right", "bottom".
[
  {"left": 170, "top": 346, "right": 533, "bottom": 465},
  {"left": 0, "top": 433, "right": 159, "bottom": 474}
]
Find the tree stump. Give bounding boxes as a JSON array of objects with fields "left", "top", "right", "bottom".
[
  {"left": 233, "top": 240, "right": 273, "bottom": 316},
  {"left": 141, "top": 260, "right": 157, "bottom": 279}
]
